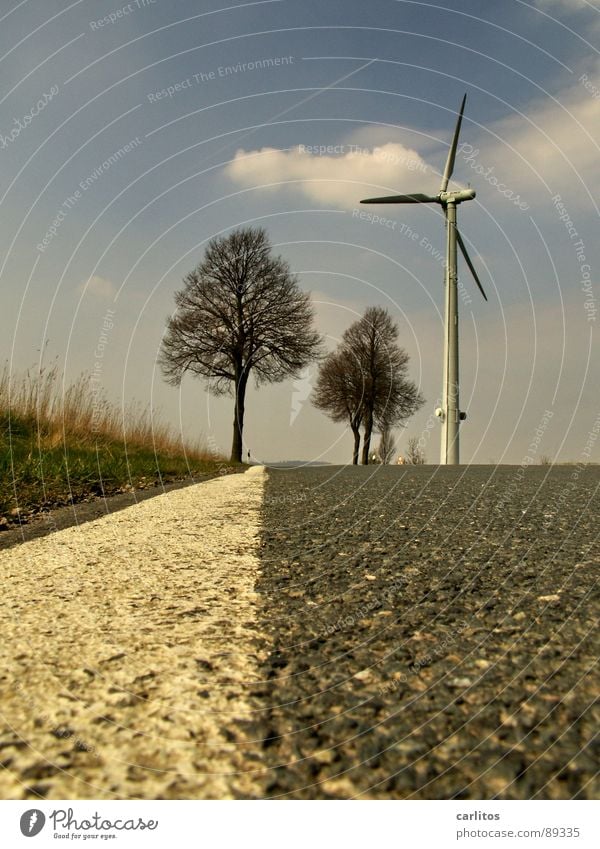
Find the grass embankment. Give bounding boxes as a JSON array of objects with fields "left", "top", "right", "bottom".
[{"left": 0, "top": 366, "right": 237, "bottom": 521}]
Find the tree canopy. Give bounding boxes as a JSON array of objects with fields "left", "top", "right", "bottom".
[
  {"left": 313, "top": 306, "right": 424, "bottom": 464},
  {"left": 160, "top": 227, "right": 322, "bottom": 461}
]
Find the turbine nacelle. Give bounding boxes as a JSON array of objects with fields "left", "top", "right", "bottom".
[{"left": 438, "top": 188, "right": 476, "bottom": 204}]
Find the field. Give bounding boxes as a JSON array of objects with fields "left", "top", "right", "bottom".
[{"left": 0, "top": 366, "right": 236, "bottom": 524}]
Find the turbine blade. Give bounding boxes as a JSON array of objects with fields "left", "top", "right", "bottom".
[
  {"left": 440, "top": 93, "right": 467, "bottom": 193},
  {"left": 360, "top": 193, "right": 439, "bottom": 204},
  {"left": 456, "top": 229, "right": 487, "bottom": 301}
]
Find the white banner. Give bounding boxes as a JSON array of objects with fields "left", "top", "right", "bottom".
[{"left": 0, "top": 800, "right": 597, "bottom": 848}]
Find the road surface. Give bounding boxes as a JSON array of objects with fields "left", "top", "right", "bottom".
[{"left": 0, "top": 465, "right": 597, "bottom": 799}]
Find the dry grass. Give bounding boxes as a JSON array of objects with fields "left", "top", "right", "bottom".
[
  {"left": 0, "top": 364, "right": 235, "bottom": 517},
  {"left": 0, "top": 363, "right": 210, "bottom": 460}
]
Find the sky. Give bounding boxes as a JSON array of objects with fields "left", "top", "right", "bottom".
[{"left": 1, "top": 0, "right": 599, "bottom": 464}]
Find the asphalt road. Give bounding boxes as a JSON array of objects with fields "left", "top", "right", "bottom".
[
  {"left": 248, "top": 464, "right": 599, "bottom": 799},
  {"left": 0, "top": 464, "right": 597, "bottom": 800}
]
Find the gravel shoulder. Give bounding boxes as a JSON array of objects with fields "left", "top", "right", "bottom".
[
  {"left": 248, "top": 465, "right": 599, "bottom": 800},
  {"left": 0, "top": 466, "right": 267, "bottom": 800},
  {"left": 0, "top": 471, "right": 243, "bottom": 552}
]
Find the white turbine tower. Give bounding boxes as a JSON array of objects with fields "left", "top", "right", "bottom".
[{"left": 360, "top": 94, "right": 487, "bottom": 465}]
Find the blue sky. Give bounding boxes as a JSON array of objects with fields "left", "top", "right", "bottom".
[{"left": 1, "top": 0, "right": 599, "bottom": 463}]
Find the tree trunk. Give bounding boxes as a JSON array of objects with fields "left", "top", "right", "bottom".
[
  {"left": 361, "top": 411, "right": 373, "bottom": 464},
  {"left": 351, "top": 424, "right": 361, "bottom": 465},
  {"left": 230, "top": 370, "right": 248, "bottom": 463}
]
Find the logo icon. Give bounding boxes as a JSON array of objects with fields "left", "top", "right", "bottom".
[
  {"left": 290, "top": 366, "right": 312, "bottom": 425},
  {"left": 20, "top": 810, "right": 45, "bottom": 837}
]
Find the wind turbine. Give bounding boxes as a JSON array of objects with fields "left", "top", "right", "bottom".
[{"left": 360, "top": 94, "right": 487, "bottom": 465}]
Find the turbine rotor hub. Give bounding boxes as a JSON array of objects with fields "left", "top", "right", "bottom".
[{"left": 438, "top": 188, "right": 476, "bottom": 204}]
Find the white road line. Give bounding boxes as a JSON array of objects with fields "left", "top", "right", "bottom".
[{"left": 0, "top": 466, "right": 267, "bottom": 799}]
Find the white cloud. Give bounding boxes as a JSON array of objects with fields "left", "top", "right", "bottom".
[
  {"left": 451, "top": 66, "right": 600, "bottom": 213},
  {"left": 78, "top": 275, "right": 116, "bottom": 299},
  {"left": 225, "top": 143, "right": 434, "bottom": 209},
  {"left": 226, "top": 55, "right": 600, "bottom": 216}
]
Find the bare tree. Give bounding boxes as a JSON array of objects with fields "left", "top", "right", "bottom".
[
  {"left": 160, "top": 227, "right": 321, "bottom": 462},
  {"left": 377, "top": 425, "right": 397, "bottom": 465},
  {"left": 344, "top": 307, "right": 424, "bottom": 464},
  {"left": 405, "top": 436, "right": 426, "bottom": 465},
  {"left": 313, "top": 307, "right": 424, "bottom": 464},
  {"left": 312, "top": 346, "right": 364, "bottom": 464}
]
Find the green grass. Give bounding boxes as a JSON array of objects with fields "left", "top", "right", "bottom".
[{"left": 0, "top": 366, "right": 237, "bottom": 518}]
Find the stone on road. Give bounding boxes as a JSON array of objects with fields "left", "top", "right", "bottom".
[{"left": 0, "top": 466, "right": 267, "bottom": 799}]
